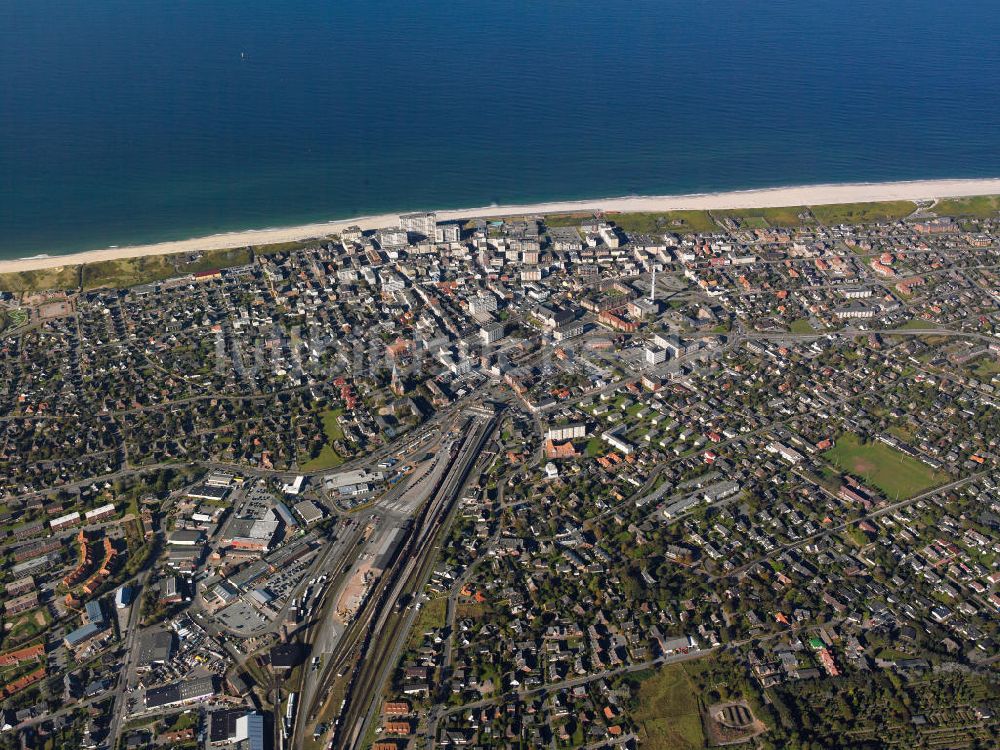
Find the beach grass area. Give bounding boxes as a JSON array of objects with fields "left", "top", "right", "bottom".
[
  {"left": 713, "top": 205, "right": 810, "bottom": 227},
  {"left": 192, "top": 246, "right": 254, "bottom": 271},
  {"left": 608, "top": 210, "right": 718, "bottom": 234},
  {"left": 0, "top": 248, "right": 253, "bottom": 293},
  {"left": 82, "top": 255, "right": 178, "bottom": 290},
  {"left": 252, "top": 237, "right": 331, "bottom": 256},
  {"left": 82, "top": 247, "right": 253, "bottom": 290},
  {"left": 810, "top": 200, "right": 916, "bottom": 225},
  {"left": 932, "top": 194, "right": 1000, "bottom": 219},
  {"left": 528, "top": 212, "right": 592, "bottom": 227},
  {"left": 0, "top": 265, "right": 81, "bottom": 293},
  {"left": 823, "top": 432, "right": 948, "bottom": 500},
  {"left": 634, "top": 661, "right": 705, "bottom": 750}
]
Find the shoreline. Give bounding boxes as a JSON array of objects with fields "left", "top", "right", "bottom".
[{"left": 2, "top": 177, "right": 999, "bottom": 275}]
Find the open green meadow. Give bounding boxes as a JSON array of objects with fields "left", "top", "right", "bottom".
[
  {"left": 609, "top": 210, "right": 718, "bottom": 234},
  {"left": 714, "top": 205, "right": 811, "bottom": 228},
  {"left": 406, "top": 596, "right": 447, "bottom": 648},
  {"left": 82, "top": 247, "right": 253, "bottom": 290},
  {"left": 83, "top": 255, "right": 180, "bottom": 290},
  {"left": 634, "top": 661, "right": 706, "bottom": 750},
  {"left": 932, "top": 194, "right": 1000, "bottom": 219},
  {"left": 528, "top": 212, "right": 590, "bottom": 227},
  {"left": 321, "top": 408, "right": 346, "bottom": 443},
  {"left": 299, "top": 408, "right": 346, "bottom": 471},
  {"left": 810, "top": 200, "right": 916, "bottom": 225},
  {"left": 972, "top": 356, "right": 1000, "bottom": 378},
  {"left": 251, "top": 237, "right": 331, "bottom": 256},
  {"left": 299, "top": 444, "right": 343, "bottom": 472},
  {"left": 824, "top": 432, "right": 948, "bottom": 500},
  {"left": 0, "top": 247, "right": 254, "bottom": 294},
  {"left": 789, "top": 318, "right": 818, "bottom": 334},
  {"left": 0, "top": 265, "right": 81, "bottom": 293}
]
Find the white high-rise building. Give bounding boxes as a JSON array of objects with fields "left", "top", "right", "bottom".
[
  {"left": 469, "top": 294, "right": 498, "bottom": 315},
  {"left": 645, "top": 345, "right": 667, "bottom": 365},
  {"left": 376, "top": 227, "right": 408, "bottom": 247},
  {"left": 399, "top": 211, "right": 437, "bottom": 239},
  {"left": 435, "top": 223, "right": 461, "bottom": 243}
]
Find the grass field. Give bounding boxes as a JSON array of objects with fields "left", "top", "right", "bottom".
[
  {"left": 299, "top": 408, "right": 346, "bottom": 471},
  {"left": 321, "top": 408, "right": 346, "bottom": 443},
  {"left": 0, "top": 246, "right": 254, "bottom": 293},
  {"left": 888, "top": 424, "right": 916, "bottom": 443},
  {"left": 824, "top": 432, "right": 948, "bottom": 500},
  {"left": 82, "top": 247, "right": 254, "bottom": 290},
  {"left": 608, "top": 210, "right": 718, "bottom": 234},
  {"left": 810, "top": 200, "right": 916, "bottom": 225},
  {"left": 407, "top": 596, "right": 447, "bottom": 648},
  {"left": 454, "top": 601, "right": 490, "bottom": 620},
  {"left": 634, "top": 661, "right": 706, "bottom": 750},
  {"left": 299, "top": 444, "right": 343, "bottom": 472},
  {"left": 713, "top": 205, "right": 810, "bottom": 228},
  {"left": 7, "top": 309, "right": 28, "bottom": 327},
  {"left": 789, "top": 318, "right": 818, "bottom": 334},
  {"left": 0, "top": 265, "right": 81, "bottom": 293},
  {"left": 6, "top": 609, "right": 50, "bottom": 644},
  {"left": 737, "top": 216, "right": 769, "bottom": 229},
  {"left": 972, "top": 356, "right": 1000, "bottom": 378},
  {"left": 82, "top": 255, "right": 177, "bottom": 290},
  {"left": 536, "top": 212, "right": 592, "bottom": 227},
  {"left": 189, "top": 246, "right": 253, "bottom": 271},
  {"left": 252, "top": 237, "right": 331, "bottom": 255},
  {"left": 932, "top": 195, "right": 1000, "bottom": 219}
]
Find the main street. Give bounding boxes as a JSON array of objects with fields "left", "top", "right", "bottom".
[{"left": 106, "top": 566, "right": 154, "bottom": 749}]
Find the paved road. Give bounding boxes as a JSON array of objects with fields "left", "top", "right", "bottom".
[{"left": 107, "top": 567, "right": 153, "bottom": 748}]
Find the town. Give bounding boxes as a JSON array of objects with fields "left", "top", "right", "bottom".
[{"left": 1, "top": 195, "right": 999, "bottom": 750}]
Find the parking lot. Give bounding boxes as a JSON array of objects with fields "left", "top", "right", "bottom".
[
  {"left": 215, "top": 598, "right": 270, "bottom": 635},
  {"left": 260, "top": 554, "right": 314, "bottom": 603}
]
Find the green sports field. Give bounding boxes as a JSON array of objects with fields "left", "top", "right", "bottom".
[{"left": 824, "top": 432, "right": 948, "bottom": 500}]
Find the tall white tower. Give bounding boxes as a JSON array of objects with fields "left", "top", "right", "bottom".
[{"left": 649, "top": 264, "right": 657, "bottom": 303}]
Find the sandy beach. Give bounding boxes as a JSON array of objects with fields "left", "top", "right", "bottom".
[{"left": 2, "top": 178, "right": 998, "bottom": 275}]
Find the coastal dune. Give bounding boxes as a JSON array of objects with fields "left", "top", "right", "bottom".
[{"left": 2, "top": 178, "right": 999, "bottom": 274}]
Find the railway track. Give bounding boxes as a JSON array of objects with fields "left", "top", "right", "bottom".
[
  {"left": 332, "top": 412, "right": 497, "bottom": 750},
  {"left": 294, "top": 409, "right": 497, "bottom": 749}
]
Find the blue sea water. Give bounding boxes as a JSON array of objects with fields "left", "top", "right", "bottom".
[{"left": 1, "top": 0, "right": 998, "bottom": 258}]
